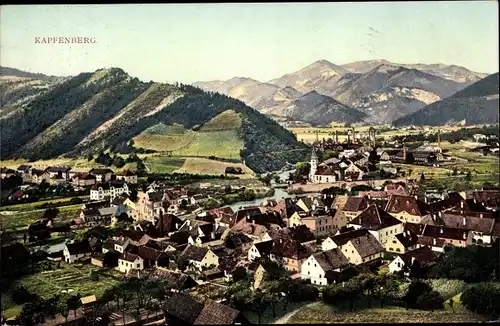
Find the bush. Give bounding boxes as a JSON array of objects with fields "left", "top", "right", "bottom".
[{"left": 461, "top": 282, "right": 500, "bottom": 318}]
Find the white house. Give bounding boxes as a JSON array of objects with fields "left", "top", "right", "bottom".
[
  {"left": 180, "top": 245, "right": 219, "bottom": 271},
  {"left": 300, "top": 248, "right": 350, "bottom": 286},
  {"left": 102, "top": 237, "right": 130, "bottom": 254},
  {"left": 90, "top": 181, "right": 129, "bottom": 201},
  {"left": 248, "top": 240, "right": 274, "bottom": 261},
  {"left": 64, "top": 240, "right": 91, "bottom": 263},
  {"left": 118, "top": 253, "right": 144, "bottom": 274},
  {"left": 89, "top": 168, "right": 114, "bottom": 183},
  {"left": 388, "top": 246, "right": 440, "bottom": 275}
]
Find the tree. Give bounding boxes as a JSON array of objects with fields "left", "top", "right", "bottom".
[
  {"left": 465, "top": 170, "right": 472, "bottom": 181},
  {"left": 264, "top": 280, "right": 282, "bottom": 318},
  {"left": 295, "top": 162, "right": 311, "bottom": 176},
  {"left": 352, "top": 274, "right": 377, "bottom": 308},
  {"left": 232, "top": 266, "right": 249, "bottom": 283},
  {"left": 452, "top": 167, "right": 458, "bottom": 176},
  {"left": 461, "top": 282, "right": 500, "bottom": 318},
  {"left": 42, "top": 207, "right": 59, "bottom": 220},
  {"left": 67, "top": 294, "right": 81, "bottom": 319},
  {"left": 250, "top": 290, "right": 270, "bottom": 324},
  {"left": 374, "top": 275, "right": 399, "bottom": 308}
]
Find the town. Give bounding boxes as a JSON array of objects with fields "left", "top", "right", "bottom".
[{"left": 1, "top": 124, "right": 499, "bottom": 325}]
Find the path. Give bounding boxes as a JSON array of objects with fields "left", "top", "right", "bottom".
[{"left": 274, "top": 302, "right": 319, "bottom": 324}]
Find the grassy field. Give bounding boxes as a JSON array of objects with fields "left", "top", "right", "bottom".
[
  {"left": 175, "top": 158, "right": 255, "bottom": 178},
  {"left": 142, "top": 155, "right": 186, "bottom": 174},
  {"left": 288, "top": 302, "right": 486, "bottom": 323},
  {"left": 0, "top": 204, "right": 81, "bottom": 230},
  {"left": 20, "top": 262, "right": 120, "bottom": 300},
  {"left": 0, "top": 158, "right": 107, "bottom": 171},
  {"left": 133, "top": 112, "right": 244, "bottom": 159},
  {"left": 0, "top": 196, "right": 88, "bottom": 212}
]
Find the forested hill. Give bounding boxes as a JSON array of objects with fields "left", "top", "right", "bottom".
[
  {"left": 0, "top": 67, "right": 309, "bottom": 173},
  {"left": 393, "top": 72, "right": 499, "bottom": 126}
]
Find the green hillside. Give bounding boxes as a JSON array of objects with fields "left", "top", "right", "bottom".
[{"left": 0, "top": 68, "right": 309, "bottom": 173}]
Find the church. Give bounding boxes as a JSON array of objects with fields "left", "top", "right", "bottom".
[{"left": 308, "top": 148, "right": 366, "bottom": 184}]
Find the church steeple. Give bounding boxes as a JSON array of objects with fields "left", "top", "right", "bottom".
[{"left": 310, "top": 147, "right": 318, "bottom": 181}]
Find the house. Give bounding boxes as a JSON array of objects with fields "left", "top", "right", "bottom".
[
  {"left": 137, "top": 246, "right": 168, "bottom": 268},
  {"left": 80, "top": 206, "right": 117, "bottom": 227},
  {"left": 89, "top": 168, "right": 114, "bottom": 182},
  {"left": 385, "top": 195, "right": 429, "bottom": 223},
  {"left": 116, "top": 169, "right": 137, "bottom": 184},
  {"left": 347, "top": 204, "right": 404, "bottom": 245},
  {"left": 224, "top": 233, "right": 253, "bottom": 253},
  {"left": 321, "top": 228, "right": 366, "bottom": 251},
  {"left": 188, "top": 223, "right": 230, "bottom": 248},
  {"left": 300, "top": 248, "right": 350, "bottom": 286},
  {"left": 102, "top": 237, "right": 130, "bottom": 253},
  {"left": 31, "top": 169, "right": 51, "bottom": 184},
  {"left": 154, "top": 268, "right": 198, "bottom": 291},
  {"left": 388, "top": 246, "right": 440, "bottom": 275},
  {"left": 118, "top": 252, "right": 144, "bottom": 274},
  {"left": 269, "top": 238, "right": 315, "bottom": 273},
  {"left": 45, "top": 166, "right": 72, "bottom": 180},
  {"left": 136, "top": 190, "right": 165, "bottom": 222},
  {"left": 63, "top": 240, "right": 91, "bottom": 263},
  {"left": 225, "top": 167, "right": 243, "bottom": 174},
  {"left": 344, "top": 163, "right": 365, "bottom": 181},
  {"left": 309, "top": 149, "right": 341, "bottom": 183},
  {"left": 16, "top": 165, "right": 32, "bottom": 175},
  {"left": 340, "top": 233, "right": 384, "bottom": 265},
  {"left": 248, "top": 240, "right": 274, "bottom": 261},
  {"left": 163, "top": 292, "right": 246, "bottom": 325},
  {"left": 412, "top": 151, "right": 443, "bottom": 165},
  {"left": 251, "top": 264, "right": 270, "bottom": 290},
  {"left": 416, "top": 224, "right": 469, "bottom": 253},
  {"left": 288, "top": 211, "right": 334, "bottom": 235},
  {"left": 72, "top": 173, "right": 97, "bottom": 187},
  {"left": 110, "top": 195, "right": 137, "bottom": 220},
  {"left": 385, "top": 229, "right": 419, "bottom": 253},
  {"left": 91, "top": 250, "right": 120, "bottom": 268},
  {"left": 8, "top": 190, "right": 29, "bottom": 202},
  {"left": 343, "top": 197, "right": 369, "bottom": 219},
  {"left": 421, "top": 212, "right": 498, "bottom": 246},
  {"left": 1, "top": 167, "right": 17, "bottom": 179},
  {"left": 90, "top": 180, "right": 129, "bottom": 201},
  {"left": 268, "top": 225, "right": 316, "bottom": 245},
  {"left": 180, "top": 244, "right": 219, "bottom": 271},
  {"left": 49, "top": 174, "right": 67, "bottom": 185}
]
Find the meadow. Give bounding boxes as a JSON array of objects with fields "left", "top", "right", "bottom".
[{"left": 0, "top": 203, "right": 81, "bottom": 231}]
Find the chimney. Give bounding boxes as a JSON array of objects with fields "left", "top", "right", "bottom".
[
  {"left": 279, "top": 239, "right": 282, "bottom": 244},
  {"left": 480, "top": 213, "right": 483, "bottom": 218},
  {"left": 462, "top": 217, "right": 466, "bottom": 226},
  {"left": 252, "top": 220, "right": 255, "bottom": 225},
  {"left": 440, "top": 228, "right": 443, "bottom": 234},
  {"left": 414, "top": 195, "right": 418, "bottom": 200},
  {"left": 211, "top": 230, "right": 215, "bottom": 240},
  {"left": 189, "top": 225, "right": 192, "bottom": 231},
  {"left": 473, "top": 199, "right": 477, "bottom": 204},
  {"left": 433, "top": 238, "right": 436, "bottom": 245},
  {"left": 438, "top": 211, "right": 443, "bottom": 218},
  {"left": 463, "top": 232, "right": 467, "bottom": 240},
  {"left": 461, "top": 201, "right": 464, "bottom": 209},
  {"left": 424, "top": 197, "right": 428, "bottom": 204},
  {"left": 175, "top": 223, "right": 179, "bottom": 229},
  {"left": 411, "top": 256, "right": 416, "bottom": 265}
]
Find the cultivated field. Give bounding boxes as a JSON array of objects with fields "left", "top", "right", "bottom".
[
  {"left": 0, "top": 203, "right": 81, "bottom": 231},
  {"left": 287, "top": 302, "right": 486, "bottom": 323},
  {"left": 20, "top": 263, "right": 120, "bottom": 300}
]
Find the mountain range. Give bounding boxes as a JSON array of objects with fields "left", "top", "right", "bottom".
[
  {"left": 0, "top": 67, "right": 308, "bottom": 173},
  {"left": 193, "top": 59, "right": 491, "bottom": 125}
]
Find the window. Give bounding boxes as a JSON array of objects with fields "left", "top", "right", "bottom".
[
  {"left": 389, "top": 247, "right": 393, "bottom": 251},
  {"left": 396, "top": 248, "right": 401, "bottom": 252},
  {"left": 137, "top": 264, "right": 140, "bottom": 268},
  {"left": 308, "top": 271, "right": 310, "bottom": 275},
  {"left": 392, "top": 240, "right": 397, "bottom": 244}
]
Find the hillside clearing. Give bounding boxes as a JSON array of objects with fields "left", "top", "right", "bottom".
[{"left": 174, "top": 158, "right": 255, "bottom": 178}]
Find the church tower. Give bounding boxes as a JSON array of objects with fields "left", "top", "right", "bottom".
[{"left": 309, "top": 148, "right": 318, "bottom": 182}]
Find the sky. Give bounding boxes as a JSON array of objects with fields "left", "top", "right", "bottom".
[{"left": 1, "top": 2, "right": 498, "bottom": 84}]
